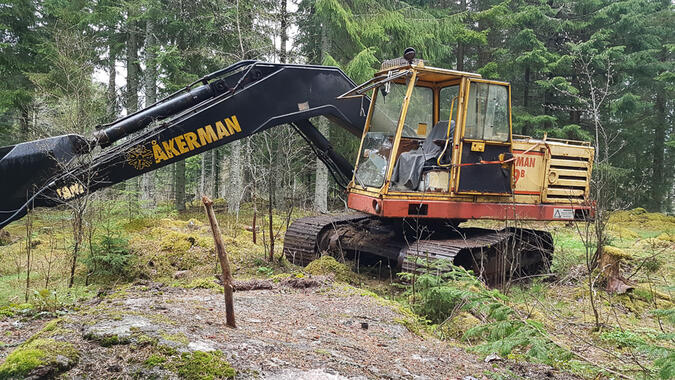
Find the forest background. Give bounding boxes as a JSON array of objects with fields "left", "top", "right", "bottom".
[{"left": 0, "top": 0, "right": 672, "bottom": 214}]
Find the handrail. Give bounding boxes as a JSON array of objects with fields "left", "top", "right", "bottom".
[{"left": 437, "top": 96, "right": 458, "bottom": 167}]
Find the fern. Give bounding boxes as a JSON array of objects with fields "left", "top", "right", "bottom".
[{"left": 401, "top": 265, "right": 570, "bottom": 366}]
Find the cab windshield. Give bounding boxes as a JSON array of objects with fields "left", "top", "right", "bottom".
[{"left": 354, "top": 81, "right": 432, "bottom": 188}]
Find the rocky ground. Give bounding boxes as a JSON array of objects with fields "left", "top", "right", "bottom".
[{"left": 0, "top": 277, "right": 581, "bottom": 379}]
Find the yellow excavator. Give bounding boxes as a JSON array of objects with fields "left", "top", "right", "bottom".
[
  {"left": 0, "top": 49, "right": 594, "bottom": 283},
  {"left": 284, "top": 49, "right": 594, "bottom": 282}
]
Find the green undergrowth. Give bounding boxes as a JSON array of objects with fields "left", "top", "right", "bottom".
[
  {"left": 0, "top": 283, "right": 98, "bottom": 316},
  {"left": 0, "top": 200, "right": 309, "bottom": 308},
  {"left": 401, "top": 261, "right": 675, "bottom": 379},
  {"left": 401, "top": 267, "right": 572, "bottom": 367}
]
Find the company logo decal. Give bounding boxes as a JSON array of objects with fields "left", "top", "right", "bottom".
[
  {"left": 56, "top": 182, "right": 85, "bottom": 200},
  {"left": 125, "top": 145, "right": 154, "bottom": 170},
  {"left": 151, "top": 115, "right": 242, "bottom": 164}
]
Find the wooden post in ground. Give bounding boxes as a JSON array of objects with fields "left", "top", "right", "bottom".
[{"left": 202, "top": 196, "right": 236, "bottom": 328}]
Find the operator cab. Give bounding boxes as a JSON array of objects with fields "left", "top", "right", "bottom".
[{"left": 342, "top": 50, "right": 513, "bottom": 198}]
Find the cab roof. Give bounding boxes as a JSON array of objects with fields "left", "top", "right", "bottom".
[{"left": 376, "top": 59, "right": 481, "bottom": 84}]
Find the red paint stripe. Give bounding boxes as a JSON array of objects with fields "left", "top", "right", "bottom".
[
  {"left": 513, "top": 150, "right": 544, "bottom": 156},
  {"left": 348, "top": 192, "right": 594, "bottom": 221}
]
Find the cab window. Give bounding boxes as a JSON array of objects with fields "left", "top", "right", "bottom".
[
  {"left": 400, "top": 85, "right": 433, "bottom": 138},
  {"left": 465, "top": 82, "right": 509, "bottom": 142},
  {"left": 439, "top": 85, "right": 459, "bottom": 121}
]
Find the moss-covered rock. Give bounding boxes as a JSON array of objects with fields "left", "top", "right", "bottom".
[
  {"left": 0, "top": 229, "right": 10, "bottom": 246},
  {"left": 143, "top": 353, "right": 167, "bottom": 368},
  {"left": 173, "top": 351, "right": 235, "bottom": 380},
  {"left": 183, "top": 277, "right": 221, "bottom": 290},
  {"left": 25, "top": 318, "right": 73, "bottom": 344},
  {"left": 439, "top": 312, "right": 482, "bottom": 341},
  {"left": 656, "top": 232, "right": 675, "bottom": 243},
  {"left": 0, "top": 338, "right": 79, "bottom": 379},
  {"left": 305, "top": 255, "right": 354, "bottom": 283},
  {"left": 609, "top": 209, "right": 675, "bottom": 230},
  {"left": 602, "top": 245, "right": 632, "bottom": 259},
  {"left": 141, "top": 349, "right": 236, "bottom": 380},
  {"left": 607, "top": 225, "right": 639, "bottom": 240}
]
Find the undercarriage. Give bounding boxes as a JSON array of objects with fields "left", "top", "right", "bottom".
[{"left": 283, "top": 213, "right": 553, "bottom": 285}]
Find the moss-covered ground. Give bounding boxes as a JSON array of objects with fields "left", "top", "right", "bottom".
[
  {"left": 0, "top": 338, "right": 79, "bottom": 379},
  {"left": 0, "top": 202, "right": 672, "bottom": 379}
]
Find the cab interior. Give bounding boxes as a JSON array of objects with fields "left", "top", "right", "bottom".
[{"left": 351, "top": 65, "right": 514, "bottom": 196}]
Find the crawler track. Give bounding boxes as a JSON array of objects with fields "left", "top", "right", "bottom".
[
  {"left": 400, "top": 228, "right": 511, "bottom": 276},
  {"left": 284, "top": 213, "right": 553, "bottom": 284},
  {"left": 400, "top": 228, "right": 552, "bottom": 284},
  {"left": 283, "top": 212, "right": 371, "bottom": 267}
]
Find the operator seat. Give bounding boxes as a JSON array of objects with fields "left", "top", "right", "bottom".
[{"left": 391, "top": 120, "right": 454, "bottom": 190}]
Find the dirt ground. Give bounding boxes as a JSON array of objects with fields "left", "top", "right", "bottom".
[{"left": 1, "top": 279, "right": 582, "bottom": 379}]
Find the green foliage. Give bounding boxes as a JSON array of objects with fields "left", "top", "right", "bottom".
[
  {"left": 598, "top": 327, "right": 675, "bottom": 379},
  {"left": 655, "top": 350, "right": 675, "bottom": 380},
  {"left": 30, "top": 289, "right": 62, "bottom": 313},
  {"left": 650, "top": 308, "right": 675, "bottom": 326},
  {"left": 599, "top": 328, "right": 646, "bottom": 349},
  {"left": 83, "top": 230, "right": 134, "bottom": 282},
  {"left": 256, "top": 266, "right": 274, "bottom": 276},
  {"left": 402, "top": 266, "right": 570, "bottom": 366}
]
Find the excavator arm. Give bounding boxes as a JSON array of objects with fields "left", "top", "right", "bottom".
[{"left": 0, "top": 61, "right": 369, "bottom": 228}]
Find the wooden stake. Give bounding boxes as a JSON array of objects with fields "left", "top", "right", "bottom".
[{"left": 202, "top": 196, "right": 236, "bottom": 328}]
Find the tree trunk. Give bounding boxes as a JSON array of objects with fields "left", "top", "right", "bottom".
[
  {"left": 175, "top": 159, "right": 186, "bottom": 211},
  {"left": 314, "top": 28, "right": 330, "bottom": 212},
  {"left": 268, "top": 174, "right": 274, "bottom": 261},
  {"left": 140, "top": 17, "right": 156, "bottom": 206},
  {"left": 227, "top": 141, "right": 243, "bottom": 213},
  {"left": 224, "top": 0, "right": 252, "bottom": 214},
  {"left": 314, "top": 120, "right": 329, "bottom": 213},
  {"left": 456, "top": 0, "right": 466, "bottom": 71},
  {"left": 24, "top": 211, "right": 32, "bottom": 302},
  {"left": 651, "top": 91, "right": 666, "bottom": 211},
  {"left": 126, "top": 12, "right": 141, "bottom": 200},
  {"left": 200, "top": 151, "right": 207, "bottom": 195},
  {"left": 19, "top": 107, "right": 30, "bottom": 139},
  {"left": 126, "top": 14, "right": 140, "bottom": 114},
  {"left": 211, "top": 149, "right": 219, "bottom": 197},
  {"left": 107, "top": 37, "right": 117, "bottom": 122},
  {"left": 279, "top": 0, "right": 288, "bottom": 63},
  {"left": 522, "top": 66, "right": 530, "bottom": 135}
]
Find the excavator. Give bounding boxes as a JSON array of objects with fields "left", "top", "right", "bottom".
[{"left": 0, "top": 49, "right": 594, "bottom": 283}]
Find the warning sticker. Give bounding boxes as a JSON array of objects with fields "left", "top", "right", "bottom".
[{"left": 553, "top": 208, "right": 575, "bottom": 220}]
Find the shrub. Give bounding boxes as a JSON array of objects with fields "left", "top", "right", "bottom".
[
  {"left": 84, "top": 231, "right": 134, "bottom": 282},
  {"left": 30, "top": 289, "right": 62, "bottom": 313}
]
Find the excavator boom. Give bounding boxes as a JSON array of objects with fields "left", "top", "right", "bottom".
[{"left": 0, "top": 61, "right": 369, "bottom": 228}]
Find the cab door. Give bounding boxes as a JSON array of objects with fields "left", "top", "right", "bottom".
[{"left": 456, "top": 79, "right": 512, "bottom": 194}]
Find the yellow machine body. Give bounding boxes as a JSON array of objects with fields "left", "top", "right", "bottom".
[{"left": 344, "top": 60, "right": 594, "bottom": 221}]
